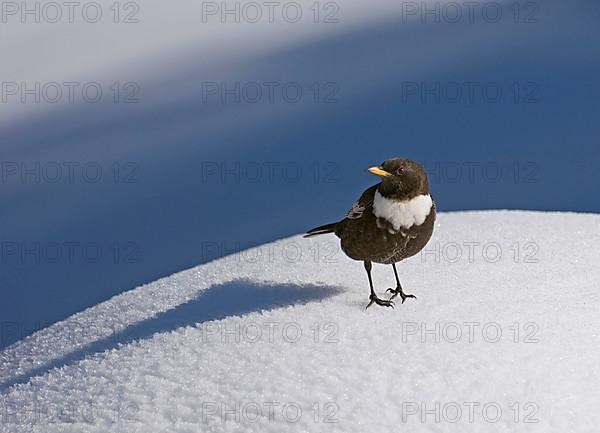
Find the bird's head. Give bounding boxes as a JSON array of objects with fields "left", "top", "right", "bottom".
[{"left": 368, "top": 158, "right": 430, "bottom": 200}]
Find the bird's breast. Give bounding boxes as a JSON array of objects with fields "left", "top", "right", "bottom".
[{"left": 372, "top": 191, "right": 433, "bottom": 233}]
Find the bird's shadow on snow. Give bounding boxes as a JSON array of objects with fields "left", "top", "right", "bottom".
[{"left": 0, "top": 279, "right": 342, "bottom": 393}]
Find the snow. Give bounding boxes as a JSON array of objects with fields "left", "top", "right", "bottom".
[
  {"left": 0, "top": 0, "right": 454, "bottom": 127},
  {"left": 3, "top": 0, "right": 599, "bottom": 349},
  {"left": 1, "top": 210, "right": 599, "bottom": 432}
]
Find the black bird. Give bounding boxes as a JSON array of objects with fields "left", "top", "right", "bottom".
[{"left": 305, "top": 158, "right": 436, "bottom": 309}]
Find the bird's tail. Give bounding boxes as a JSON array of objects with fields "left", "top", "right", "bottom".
[{"left": 304, "top": 222, "right": 338, "bottom": 238}]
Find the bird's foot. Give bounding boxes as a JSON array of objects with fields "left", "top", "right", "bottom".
[
  {"left": 386, "top": 287, "right": 417, "bottom": 304},
  {"left": 366, "top": 293, "right": 394, "bottom": 309}
]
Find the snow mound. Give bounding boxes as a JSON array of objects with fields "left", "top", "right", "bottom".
[{"left": 1, "top": 211, "right": 599, "bottom": 432}]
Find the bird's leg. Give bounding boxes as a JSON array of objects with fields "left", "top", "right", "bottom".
[
  {"left": 364, "top": 261, "right": 394, "bottom": 309},
  {"left": 386, "top": 263, "right": 417, "bottom": 303}
]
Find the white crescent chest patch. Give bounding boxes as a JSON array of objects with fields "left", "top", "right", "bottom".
[{"left": 372, "top": 190, "right": 433, "bottom": 231}]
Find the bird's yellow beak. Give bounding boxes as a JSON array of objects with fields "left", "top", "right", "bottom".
[{"left": 368, "top": 166, "right": 392, "bottom": 178}]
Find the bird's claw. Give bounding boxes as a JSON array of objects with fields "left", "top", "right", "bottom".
[
  {"left": 386, "top": 288, "right": 417, "bottom": 304},
  {"left": 366, "top": 293, "right": 394, "bottom": 309}
]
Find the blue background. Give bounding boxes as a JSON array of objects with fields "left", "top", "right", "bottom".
[{"left": 1, "top": 0, "right": 599, "bottom": 348}]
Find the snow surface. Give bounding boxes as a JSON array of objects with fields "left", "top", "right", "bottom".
[
  {"left": 0, "top": 0, "right": 454, "bottom": 127},
  {"left": 1, "top": 211, "right": 599, "bottom": 432},
  {"left": 3, "top": 0, "right": 599, "bottom": 349}
]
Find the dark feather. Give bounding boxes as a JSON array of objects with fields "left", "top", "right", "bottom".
[{"left": 304, "top": 222, "right": 338, "bottom": 238}]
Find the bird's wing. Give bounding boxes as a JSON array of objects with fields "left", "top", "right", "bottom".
[
  {"left": 346, "top": 201, "right": 365, "bottom": 220},
  {"left": 345, "top": 185, "right": 378, "bottom": 220}
]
